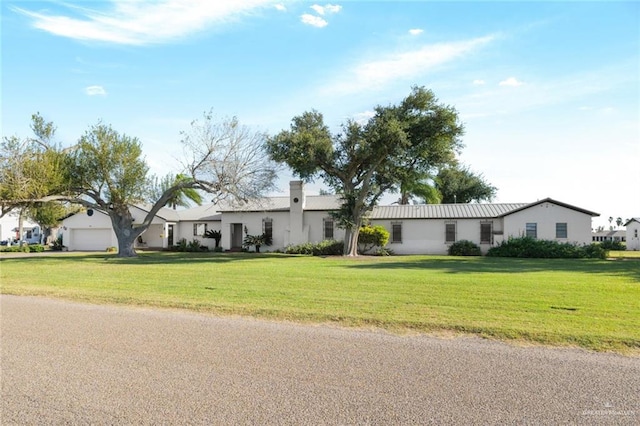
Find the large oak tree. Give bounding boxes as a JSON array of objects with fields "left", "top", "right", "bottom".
[{"left": 267, "top": 86, "right": 464, "bottom": 256}]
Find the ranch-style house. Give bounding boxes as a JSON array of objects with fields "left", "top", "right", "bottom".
[{"left": 61, "top": 181, "right": 600, "bottom": 254}]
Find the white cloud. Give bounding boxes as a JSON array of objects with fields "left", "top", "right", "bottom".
[
  {"left": 12, "top": 0, "right": 279, "bottom": 45},
  {"left": 301, "top": 13, "right": 328, "bottom": 28},
  {"left": 351, "top": 110, "right": 375, "bottom": 125},
  {"left": 473, "top": 79, "right": 486, "bottom": 85},
  {"left": 85, "top": 85, "right": 107, "bottom": 96},
  {"left": 409, "top": 29, "right": 423, "bottom": 36},
  {"left": 499, "top": 77, "right": 524, "bottom": 87},
  {"left": 324, "top": 4, "right": 342, "bottom": 14},
  {"left": 274, "top": 4, "right": 286, "bottom": 12},
  {"left": 321, "top": 35, "right": 495, "bottom": 96},
  {"left": 311, "top": 4, "right": 342, "bottom": 15}
]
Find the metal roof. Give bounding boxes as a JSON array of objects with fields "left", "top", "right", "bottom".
[{"left": 369, "top": 203, "right": 528, "bottom": 220}]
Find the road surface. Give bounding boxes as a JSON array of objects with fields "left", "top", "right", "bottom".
[{"left": 1, "top": 295, "right": 638, "bottom": 424}]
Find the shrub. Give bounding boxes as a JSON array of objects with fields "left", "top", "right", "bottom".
[
  {"left": 106, "top": 247, "right": 117, "bottom": 253},
  {"left": 487, "top": 237, "right": 607, "bottom": 259},
  {"left": 243, "top": 233, "right": 272, "bottom": 253},
  {"left": 448, "top": 240, "right": 481, "bottom": 256},
  {"left": 203, "top": 229, "right": 222, "bottom": 248},
  {"left": 1, "top": 244, "right": 46, "bottom": 253},
  {"left": 285, "top": 240, "right": 344, "bottom": 256},
  {"left": 358, "top": 225, "right": 390, "bottom": 254},
  {"left": 188, "top": 239, "right": 205, "bottom": 252},
  {"left": 598, "top": 240, "right": 625, "bottom": 251},
  {"left": 50, "top": 235, "right": 65, "bottom": 251}
]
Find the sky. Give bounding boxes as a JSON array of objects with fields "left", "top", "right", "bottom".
[{"left": 1, "top": 0, "right": 638, "bottom": 229}]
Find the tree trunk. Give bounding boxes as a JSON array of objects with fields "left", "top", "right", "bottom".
[
  {"left": 116, "top": 231, "right": 138, "bottom": 257},
  {"left": 109, "top": 208, "right": 146, "bottom": 257},
  {"left": 344, "top": 215, "right": 364, "bottom": 256}
]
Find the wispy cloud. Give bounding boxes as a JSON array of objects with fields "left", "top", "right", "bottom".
[
  {"left": 85, "top": 85, "right": 107, "bottom": 96},
  {"left": 301, "top": 13, "right": 328, "bottom": 28},
  {"left": 499, "top": 77, "right": 524, "bottom": 87},
  {"left": 274, "top": 4, "right": 286, "bottom": 12},
  {"left": 473, "top": 79, "right": 486, "bottom": 85},
  {"left": 310, "top": 4, "right": 342, "bottom": 15},
  {"left": 12, "top": 0, "right": 280, "bottom": 45},
  {"left": 321, "top": 35, "right": 495, "bottom": 96},
  {"left": 302, "top": 3, "right": 341, "bottom": 27},
  {"left": 408, "top": 29, "right": 423, "bottom": 36}
]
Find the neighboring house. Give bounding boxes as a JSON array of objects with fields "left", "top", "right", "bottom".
[
  {"left": 591, "top": 230, "right": 626, "bottom": 243},
  {"left": 61, "top": 181, "right": 599, "bottom": 254},
  {"left": 624, "top": 218, "right": 640, "bottom": 251},
  {"left": 0, "top": 213, "right": 38, "bottom": 244}
]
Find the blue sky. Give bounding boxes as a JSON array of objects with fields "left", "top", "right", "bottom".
[{"left": 2, "top": 1, "right": 638, "bottom": 229}]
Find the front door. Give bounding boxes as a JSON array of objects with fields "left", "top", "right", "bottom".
[
  {"left": 231, "top": 223, "right": 243, "bottom": 249},
  {"left": 167, "top": 224, "right": 174, "bottom": 247}
]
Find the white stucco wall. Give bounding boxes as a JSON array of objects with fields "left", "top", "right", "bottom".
[
  {"left": 626, "top": 220, "right": 640, "bottom": 251},
  {"left": 62, "top": 211, "right": 117, "bottom": 251},
  {"left": 173, "top": 221, "right": 222, "bottom": 249},
  {"left": 372, "top": 218, "right": 503, "bottom": 255},
  {"left": 502, "top": 202, "right": 593, "bottom": 245}
]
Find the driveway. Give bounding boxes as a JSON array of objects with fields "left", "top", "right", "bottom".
[{"left": 1, "top": 295, "right": 638, "bottom": 424}]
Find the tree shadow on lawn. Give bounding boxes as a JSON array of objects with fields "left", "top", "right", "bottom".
[
  {"left": 345, "top": 257, "right": 640, "bottom": 282},
  {"left": 0, "top": 251, "right": 298, "bottom": 266}
]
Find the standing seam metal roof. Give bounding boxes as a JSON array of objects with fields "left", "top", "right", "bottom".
[{"left": 369, "top": 203, "right": 528, "bottom": 220}]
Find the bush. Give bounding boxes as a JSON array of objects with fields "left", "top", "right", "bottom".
[
  {"left": 0, "top": 244, "right": 45, "bottom": 253},
  {"left": 171, "top": 239, "right": 209, "bottom": 252},
  {"left": 598, "top": 240, "right": 625, "bottom": 251},
  {"left": 358, "top": 225, "right": 390, "bottom": 254},
  {"left": 448, "top": 240, "right": 481, "bottom": 256},
  {"left": 285, "top": 240, "right": 344, "bottom": 256},
  {"left": 487, "top": 237, "right": 607, "bottom": 259},
  {"left": 243, "top": 233, "right": 272, "bottom": 253},
  {"left": 50, "top": 235, "right": 64, "bottom": 251}
]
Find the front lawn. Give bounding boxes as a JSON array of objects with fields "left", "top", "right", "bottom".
[{"left": 1, "top": 252, "right": 638, "bottom": 354}]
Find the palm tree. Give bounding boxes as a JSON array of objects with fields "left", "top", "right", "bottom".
[{"left": 158, "top": 174, "right": 203, "bottom": 209}]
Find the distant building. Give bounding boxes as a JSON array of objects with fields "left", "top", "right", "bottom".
[
  {"left": 591, "top": 230, "right": 626, "bottom": 243},
  {"left": 624, "top": 218, "right": 640, "bottom": 251}
]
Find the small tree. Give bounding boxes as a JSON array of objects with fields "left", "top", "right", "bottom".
[{"left": 358, "top": 225, "right": 390, "bottom": 254}]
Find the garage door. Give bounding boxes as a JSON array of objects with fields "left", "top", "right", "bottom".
[{"left": 71, "top": 229, "right": 113, "bottom": 251}]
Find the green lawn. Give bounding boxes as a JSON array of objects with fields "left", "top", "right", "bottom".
[{"left": 1, "top": 252, "right": 638, "bottom": 354}]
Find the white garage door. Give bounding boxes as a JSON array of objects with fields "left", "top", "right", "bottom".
[{"left": 72, "top": 229, "right": 113, "bottom": 251}]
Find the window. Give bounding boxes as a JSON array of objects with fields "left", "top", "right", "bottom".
[
  {"left": 323, "top": 218, "right": 334, "bottom": 240},
  {"left": 635, "top": 229, "right": 638, "bottom": 238},
  {"left": 525, "top": 223, "right": 537, "bottom": 239},
  {"left": 556, "top": 223, "right": 568, "bottom": 239},
  {"left": 263, "top": 218, "right": 273, "bottom": 241},
  {"left": 193, "top": 223, "right": 207, "bottom": 236},
  {"left": 480, "top": 223, "right": 492, "bottom": 244},
  {"left": 445, "top": 222, "right": 457, "bottom": 243},
  {"left": 391, "top": 222, "right": 402, "bottom": 243}
]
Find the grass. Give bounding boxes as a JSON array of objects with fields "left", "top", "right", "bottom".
[{"left": 1, "top": 251, "right": 639, "bottom": 354}]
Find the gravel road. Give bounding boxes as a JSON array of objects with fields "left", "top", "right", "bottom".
[{"left": 1, "top": 295, "right": 638, "bottom": 425}]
